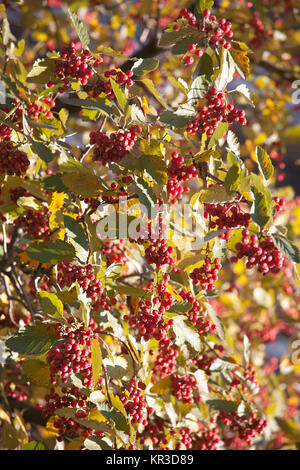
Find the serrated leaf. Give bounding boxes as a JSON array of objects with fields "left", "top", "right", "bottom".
[
  {"left": 167, "top": 301, "right": 192, "bottom": 314},
  {"left": 62, "top": 172, "right": 103, "bottom": 198},
  {"left": 224, "top": 163, "right": 241, "bottom": 195},
  {"left": 6, "top": 321, "right": 58, "bottom": 355},
  {"left": 110, "top": 79, "right": 126, "bottom": 111},
  {"left": 227, "top": 130, "right": 240, "bottom": 156},
  {"left": 131, "top": 58, "right": 159, "bottom": 76},
  {"left": 188, "top": 76, "right": 209, "bottom": 106},
  {"left": 38, "top": 291, "right": 63, "bottom": 318},
  {"left": 208, "top": 121, "right": 228, "bottom": 148},
  {"left": 205, "top": 302, "right": 225, "bottom": 341},
  {"left": 199, "top": 185, "right": 234, "bottom": 203},
  {"left": 159, "top": 106, "right": 196, "bottom": 128},
  {"left": 31, "top": 141, "right": 53, "bottom": 163},
  {"left": 256, "top": 146, "right": 274, "bottom": 181},
  {"left": 172, "top": 316, "right": 201, "bottom": 351},
  {"left": 196, "top": 0, "right": 214, "bottom": 13},
  {"left": 97, "top": 404, "right": 129, "bottom": 433},
  {"left": 59, "top": 97, "right": 113, "bottom": 116},
  {"left": 26, "top": 240, "right": 76, "bottom": 264},
  {"left": 133, "top": 174, "right": 157, "bottom": 216},
  {"left": 68, "top": 9, "right": 90, "bottom": 49},
  {"left": 231, "top": 84, "right": 254, "bottom": 107},
  {"left": 229, "top": 41, "right": 250, "bottom": 79},
  {"left": 64, "top": 215, "right": 89, "bottom": 263},
  {"left": 271, "top": 233, "right": 300, "bottom": 264},
  {"left": 84, "top": 436, "right": 112, "bottom": 450}
]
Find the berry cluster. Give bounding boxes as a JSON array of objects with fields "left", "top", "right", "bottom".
[
  {"left": 90, "top": 126, "right": 140, "bottom": 165},
  {"left": 0, "top": 141, "right": 30, "bottom": 176},
  {"left": 100, "top": 239, "right": 127, "bottom": 266},
  {"left": 3, "top": 361, "right": 29, "bottom": 402},
  {"left": 204, "top": 202, "right": 250, "bottom": 236},
  {"left": 153, "top": 337, "right": 178, "bottom": 379},
  {"left": 9, "top": 186, "right": 30, "bottom": 203},
  {"left": 249, "top": 12, "right": 273, "bottom": 49},
  {"left": 190, "top": 256, "right": 222, "bottom": 291},
  {"left": 47, "top": 42, "right": 103, "bottom": 91},
  {"left": 231, "top": 231, "right": 285, "bottom": 274},
  {"left": 124, "top": 275, "right": 174, "bottom": 341},
  {"left": 179, "top": 289, "right": 213, "bottom": 334},
  {"left": 187, "top": 88, "right": 247, "bottom": 137},
  {"left": 217, "top": 410, "right": 267, "bottom": 446},
  {"left": 41, "top": 384, "right": 97, "bottom": 439},
  {"left": 15, "top": 208, "right": 50, "bottom": 239},
  {"left": 167, "top": 152, "right": 198, "bottom": 204},
  {"left": 57, "top": 262, "right": 109, "bottom": 311},
  {"left": 92, "top": 69, "right": 134, "bottom": 99},
  {"left": 27, "top": 96, "right": 56, "bottom": 121},
  {"left": 194, "top": 427, "right": 221, "bottom": 450},
  {"left": 119, "top": 379, "right": 148, "bottom": 425},
  {"left": 177, "top": 9, "right": 234, "bottom": 69},
  {"left": 46, "top": 318, "right": 101, "bottom": 387},
  {"left": 171, "top": 374, "right": 201, "bottom": 405}
]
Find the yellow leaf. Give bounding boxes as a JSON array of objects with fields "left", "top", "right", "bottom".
[
  {"left": 48, "top": 192, "right": 65, "bottom": 213},
  {"left": 150, "top": 375, "right": 171, "bottom": 394}
]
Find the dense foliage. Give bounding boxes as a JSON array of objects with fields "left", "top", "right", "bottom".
[{"left": 0, "top": 0, "right": 300, "bottom": 451}]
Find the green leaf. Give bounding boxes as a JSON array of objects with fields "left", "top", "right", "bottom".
[
  {"left": 172, "top": 38, "right": 196, "bottom": 55},
  {"left": 110, "top": 79, "right": 126, "bottom": 112},
  {"left": 97, "top": 404, "right": 129, "bottom": 433},
  {"left": 68, "top": 9, "right": 90, "bottom": 49},
  {"left": 38, "top": 291, "right": 64, "bottom": 318},
  {"left": 206, "top": 400, "right": 238, "bottom": 413},
  {"left": 196, "top": 0, "right": 214, "bottom": 13},
  {"left": 64, "top": 215, "right": 89, "bottom": 263},
  {"left": 251, "top": 175, "right": 272, "bottom": 228},
  {"left": 114, "top": 285, "right": 151, "bottom": 298},
  {"left": 256, "top": 146, "right": 274, "bottom": 181},
  {"left": 26, "top": 240, "right": 76, "bottom": 264},
  {"left": 172, "top": 316, "right": 201, "bottom": 351},
  {"left": 131, "top": 58, "right": 159, "bottom": 76},
  {"left": 199, "top": 185, "right": 234, "bottom": 203},
  {"left": 224, "top": 163, "right": 241, "bottom": 195},
  {"left": 208, "top": 122, "right": 228, "bottom": 148},
  {"left": 59, "top": 97, "right": 113, "bottom": 116},
  {"left": 133, "top": 174, "right": 157, "bottom": 216},
  {"left": 6, "top": 321, "right": 59, "bottom": 356},
  {"left": 31, "top": 141, "right": 53, "bottom": 163},
  {"left": 159, "top": 106, "right": 196, "bottom": 128},
  {"left": 22, "top": 441, "right": 48, "bottom": 450},
  {"left": 193, "top": 52, "right": 213, "bottom": 80},
  {"left": 84, "top": 436, "right": 112, "bottom": 450},
  {"left": 43, "top": 174, "right": 67, "bottom": 193},
  {"left": 271, "top": 233, "right": 300, "bottom": 264},
  {"left": 140, "top": 154, "right": 168, "bottom": 186},
  {"left": 167, "top": 301, "right": 192, "bottom": 314},
  {"left": 188, "top": 76, "right": 209, "bottom": 106}
]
